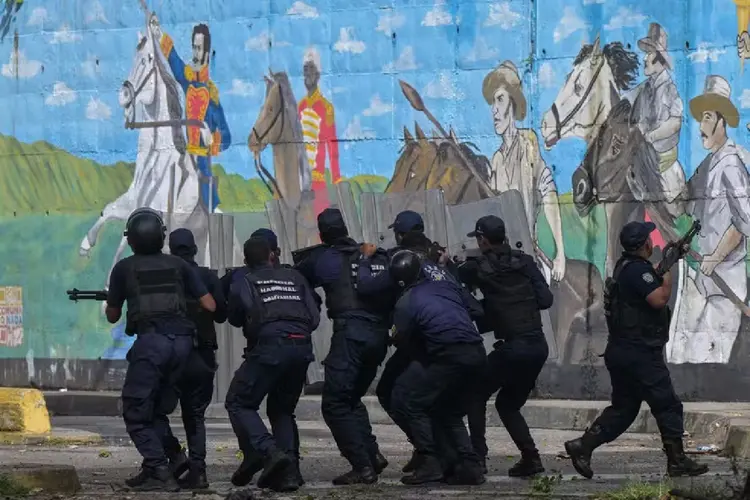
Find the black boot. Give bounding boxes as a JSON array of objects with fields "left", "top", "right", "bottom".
[
  {"left": 478, "top": 456, "right": 487, "bottom": 474},
  {"left": 445, "top": 460, "right": 485, "bottom": 486},
  {"left": 167, "top": 450, "right": 189, "bottom": 480},
  {"left": 371, "top": 450, "right": 389, "bottom": 474},
  {"left": 231, "top": 449, "right": 264, "bottom": 487},
  {"left": 663, "top": 439, "right": 709, "bottom": 477},
  {"left": 177, "top": 466, "right": 209, "bottom": 490},
  {"left": 332, "top": 466, "right": 377, "bottom": 486},
  {"left": 402, "top": 449, "right": 421, "bottom": 473},
  {"left": 257, "top": 449, "right": 292, "bottom": 489},
  {"left": 401, "top": 454, "right": 444, "bottom": 485},
  {"left": 294, "top": 460, "right": 305, "bottom": 487},
  {"left": 564, "top": 426, "right": 605, "bottom": 479},
  {"left": 508, "top": 451, "right": 545, "bottom": 477},
  {"left": 125, "top": 465, "right": 180, "bottom": 492},
  {"left": 269, "top": 462, "right": 301, "bottom": 493}
]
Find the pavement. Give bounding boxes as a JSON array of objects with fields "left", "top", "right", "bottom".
[{"left": 1, "top": 417, "right": 748, "bottom": 499}]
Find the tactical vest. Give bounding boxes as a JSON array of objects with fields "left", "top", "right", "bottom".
[
  {"left": 186, "top": 266, "right": 218, "bottom": 348},
  {"left": 605, "top": 256, "right": 670, "bottom": 348},
  {"left": 475, "top": 250, "right": 541, "bottom": 340},
  {"left": 124, "top": 254, "right": 188, "bottom": 335},
  {"left": 243, "top": 266, "right": 312, "bottom": 336},
  {"left": 325, "top": 246, "right": 388, "bottom": 319}
]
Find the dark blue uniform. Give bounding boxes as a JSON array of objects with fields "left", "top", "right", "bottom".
[
  {"left": 295, "top": 241, "right": 392, "bottom": 475},
  {"left": 459, "top": 246, "right": 551, "bottom": 472},
  {"left": 162, "top": 263, "right": 227, "bottom": 477},
  {"left": 107, "top": 255, "right": 208, "bottom": 471},
  {"left": 224, "top": 264, "right": 319, "bottom": 464},
  {"left": 589, "top": 256, "right": 683, "bottom": 442},
  {"left": 389, "top": 272, "right": 486, "bottom": 477}
]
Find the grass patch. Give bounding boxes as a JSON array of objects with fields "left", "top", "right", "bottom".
[
  {"left": 530, "top": 473, "right": 563, "bottom": 497},
  {"left": 595, "top": 481, "right": 672, "bottom": 500},
  {"left": 0, "top": 474, "right": 30, "bottom": 497}
]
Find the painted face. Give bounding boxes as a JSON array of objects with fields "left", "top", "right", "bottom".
[
  {"left": 192, "top": 33, "right": 206, "bottom": 66},
  {"left": 303, "top": 61, "right": 320, "bottom": 91},
  {"left": 491, "top": 86, "right": 513, "bottom": 136},
  {"left": 699, "top": 110, "right": 724, "bottom": 150},
  {"left": 644, "top": 51, "right": 662, "bottom": 77}
]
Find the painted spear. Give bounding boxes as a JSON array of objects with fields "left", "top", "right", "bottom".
[{"left": 399, "top": 80, "right": 495, "bottom": 198}]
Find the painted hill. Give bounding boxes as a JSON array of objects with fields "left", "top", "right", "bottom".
[{"left": 0, "top": 135, "right": 391, "bottom": 214}]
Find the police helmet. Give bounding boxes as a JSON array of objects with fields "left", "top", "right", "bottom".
[
  {"left": 389, "top": 250, "right": 422, "bottom": 288},
  {"left": 124, "top": 208, "right": 166, "bottom": 255}
]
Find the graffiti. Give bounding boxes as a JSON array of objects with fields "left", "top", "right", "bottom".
[
  {"left": 0, "top": 286, "right": 22, "bottom": 347},
  {"left": 3, "top": 0, "right": 750, "bottom": 397}
]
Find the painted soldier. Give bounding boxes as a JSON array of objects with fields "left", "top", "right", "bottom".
[
  {"left": 625, "top": 22, "right": 687, "bottom": 244},
  {"left": 298, "top": 47, "right": 341, "bottom": 215},
  {"left": 670, "top": 76, "right": 750, "bottom": 364},
  {"left": 149, "top": 14, "right": 231, "bottom": 213},
  {"left": 482, "top": 60, "right": 566, "bottom": 283}
]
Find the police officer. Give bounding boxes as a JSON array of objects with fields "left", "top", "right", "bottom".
[
  {"left": 564, "top": 221, "right": 708, "bottom": 479},
  {"left": 225, "top": 237, "right": 320, "bottom": 493},
  {"left": 458, "top": 215, "right": 552, "bottom": 477},
  {"left": 159, "top": 228, "right": 227, "bottom": 489},
  {"left": 105, "top": 208, "right": 216, "bottom": 491},
  {"left": 388, "top": 250, "right": 486, "bottom": 486},
  {"left": 295, "top": 208, "right": 390, "bottom": 485},
  {"left": 226, "top": 228, "right": 308, "bottom": 488}
]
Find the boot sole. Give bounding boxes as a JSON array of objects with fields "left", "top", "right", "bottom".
[
  {"left": 564, "top": 442, "right": 593, "bottom": 480},
  {"left": 231, "top": 461, "right": 264, "bottom": 487},
  {"left": 508, "top": 468, "right": 545, "bottom": 478},
  {"left": 668, "top": 467, "right": 710, "bottom": 478}
]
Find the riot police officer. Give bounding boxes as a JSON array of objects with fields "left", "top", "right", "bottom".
[
  {"left": 295, "top": 208, "right": 391, "bottom": 485},
  {"left": 220, "top": 228, "right": 283, "bottom": 298},
  {"left": 564, "top": 221, "right": 708, "bottom": 479},
  {"left": 160, "top": 228, "right": 227, "bottom": 489},
  {"left": 105, "top": 208, "right": 216, "bottom": 492},
  {"left": 458, "top": 215, "right": 551, "bottom": 477},
  {"left": 225, "top": 237, "right": 320, "bottom": 493},
  {"left": 388, "top": 250, "right": 486, "bottom": 486}
]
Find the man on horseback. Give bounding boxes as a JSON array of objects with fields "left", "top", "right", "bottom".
[
  {"left": 149, "top": 14, "right": 231, "bottom": 213},
  {"left": 481, "top": 61, "right": 566, "bottom": 284},
  {"left": 298, "top": 47, "right": 341, "bottom": 215},
  {"left": 624, "top": 23, "right": 687, "bottom": 237}
]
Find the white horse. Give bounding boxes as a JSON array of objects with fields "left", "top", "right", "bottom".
[{"left": 78, "top": 25, "right": 209, "bottom": 285}]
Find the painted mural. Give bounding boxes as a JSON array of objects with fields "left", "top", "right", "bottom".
[{"left": 2, "top": 0, "right": 750, "bottom": 396}]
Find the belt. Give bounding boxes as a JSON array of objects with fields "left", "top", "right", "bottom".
[{"left": 256, "top": 336, "right": 311, "bottom": 346}]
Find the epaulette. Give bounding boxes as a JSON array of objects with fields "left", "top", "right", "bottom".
[{"left": 208, "top": 80, "right": 220, "bottom": 105}]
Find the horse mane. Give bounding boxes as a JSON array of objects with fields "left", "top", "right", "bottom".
[
  {"left": 271, "top": 70, "right": 308, "bottom": 188},
  {"left": 435, "top": 138, "right": 491, "bottom": 182},
  {"left": 573, "top": 41, "right": 639, "bottom": 91},
  {"left": 152, "top": 36, "right": 187, "bottom": 154}
]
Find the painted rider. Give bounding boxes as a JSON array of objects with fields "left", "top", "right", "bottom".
[
  {"left": 624, "top": 22, "right": 687, "bottom": 241},
  {"left": 149, "top": 14, "right": 231, "bottom": 213},
  {"left": 481, "top": 60, "right": 566, "bottom": 283},
  {"left": 669, "top": 75, "right": 750, "bottom": 364},
  {"left": 298, "top": 47, "right": 341, "bottom": 215}
]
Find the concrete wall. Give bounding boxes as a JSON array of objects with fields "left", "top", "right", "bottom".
[{"left": 0, "top": 0, "right": 749, "bottom": 400}]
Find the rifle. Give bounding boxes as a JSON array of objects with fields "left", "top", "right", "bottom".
[
  {"left": 655, "top": 220, "right": 701, "bottom": 277},
  {"left": 291, "top": 243, "right": 327, "bottom": 266},
  {"left": 67, "top": 288, "right": 108, "bottom": 302}
]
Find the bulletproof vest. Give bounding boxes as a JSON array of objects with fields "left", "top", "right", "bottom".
[
  {"left": 474, "top": 250, "right": 541, "bottom": 340},
  {"left": 243, "top": 266, "right": 312, "bottom": 336},
  {"left": 124, "top": 254, "right": 188, "bottom": 335},
  {"left": 605, "top": 256, "right": 670, "bottom": 348},
  {"left": 186, "top": 266, "right": 217, "bottom": 348},
  {"left": 325, "top": 245, "right": 388, "bottom": 319}
]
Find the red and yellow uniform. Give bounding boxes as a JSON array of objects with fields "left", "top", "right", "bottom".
[{"left": 298, "top": 88, "right": 341, "bottom": 214}]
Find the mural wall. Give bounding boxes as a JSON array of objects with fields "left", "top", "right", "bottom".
[{"left": 2, "top": 0, "right": 750, "bottom": 399}]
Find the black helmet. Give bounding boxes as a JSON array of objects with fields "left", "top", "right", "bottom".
[
  {"left": 389, "top": 250, "right": 422, "bottom": 288},
  {"left": 124, "top": 208, "right": 166, "bottom": 255}
]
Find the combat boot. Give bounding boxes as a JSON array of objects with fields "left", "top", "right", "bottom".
[
  {"left": 167, "top": 449, "right": 189, "bottom": 480},
  {"left": 231, "top": 449, "right": 264, "bottom": 487},
  {"left": 564, "top": 425, "right": 605, "bottom": 479},
  {"left": 332, "top": 466, "right": 378, "bottom": 485},
  {"left": 269, "top": 463, "right": 301, "bottom": 493},
  {"left": 293, "top": 460, "right": 305, "bottom": 487},
  {"left": 508, "top": 450, "right": 545, "bottom": 477},
  {"left": 257, "top": 449, "right": 292, "bottom": 489},
  {"left": 445, "top": 460, "right": 485, "bottom": 486},
  {"left": 177, "top": 466, "right": 209, "bottom": 490},
  {"left": 478, "top": 456, "right": 488, "bottom": 474},
  {"left": 663, "top": 439, "right": 709, "bottom": 477},
  {"left": 125, "top": 465, "right": 180, "bottom": 492},
  {"left": 401, "top": 454, "right": 444, "bottom": 485},
  {"left": 402, "top": 449, "right": 422, "bottom": 473},
  {"left": 371, "top": 450, "right": 389, "bottom": 474}
]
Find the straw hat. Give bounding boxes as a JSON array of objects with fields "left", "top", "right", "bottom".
[
  {"left": 689, "top": 75, "right": 739, "bottom": 128},
  {"left": 638, "top": 23, "right": 673, "bottom": 69},
  {"left": 482, "top": 61, "right": 526, "bottom": 121}
]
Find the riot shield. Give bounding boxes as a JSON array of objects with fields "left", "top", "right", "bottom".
[{"left": 445, "top": 189, "right": 559, "bottom": 361}]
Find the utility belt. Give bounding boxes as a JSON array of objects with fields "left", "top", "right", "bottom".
[{"left": 244, "top": 335, "right": 311, "bottom": 354}]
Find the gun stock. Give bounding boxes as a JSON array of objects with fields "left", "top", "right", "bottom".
[{"left": 656, "top": 220, "right": 702, "bottom": 276}]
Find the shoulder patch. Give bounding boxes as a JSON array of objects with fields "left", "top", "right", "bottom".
[
  {"left": 642, "top": 272, "right": 654, "bottom": 284},
  {"left": 323, "top": 98, "right": 334, "bottom": 124},
  {"left": 208, "top": 80, "right": 219, "bottom": 105}
]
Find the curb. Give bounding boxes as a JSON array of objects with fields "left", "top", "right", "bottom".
[
  {"left": 0, "top": 464, "right": 81, "bottom": 495},
  {"left": 0, "top": 388, "right": 51, "bottom": 434}
]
